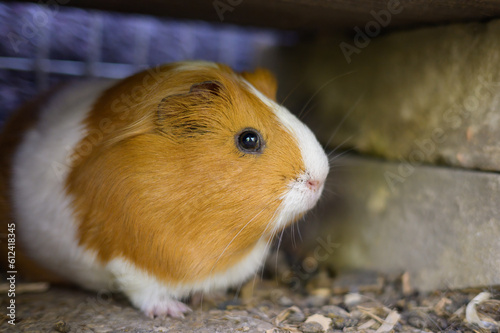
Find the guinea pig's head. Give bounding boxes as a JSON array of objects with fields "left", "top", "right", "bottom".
[{"left": 70, "top": 61, "right": 329, "bottom": 283}]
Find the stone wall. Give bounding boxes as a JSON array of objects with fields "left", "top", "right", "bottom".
[{"left": 270, "top": 19, "right": 500, "bottom": 291}]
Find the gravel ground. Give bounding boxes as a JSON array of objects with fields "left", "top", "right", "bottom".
[{"left": 1, "top": 261, "right": 499, "bottom": 333}]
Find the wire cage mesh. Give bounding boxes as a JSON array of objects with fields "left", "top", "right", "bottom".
[{"left": 0, "top": 2, "right": 296, "bottom": 126}]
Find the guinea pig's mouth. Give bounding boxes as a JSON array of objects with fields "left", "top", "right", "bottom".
[{"left": 273, "top": 175, "right": 326, "bottom": 231}]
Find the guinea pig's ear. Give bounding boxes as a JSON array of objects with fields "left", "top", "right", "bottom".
[
  {"left": 240, "top": 68, "right": 278, "bottom": 101},
  {"left": 156, "top": 80, "right": 226, "bottom": 137}
]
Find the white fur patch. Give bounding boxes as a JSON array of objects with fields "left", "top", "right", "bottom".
[
  {"left": 243, "top": 81, "right": 330, "bottom": 231},
  {"left": 12, "top": 79, "right": 116, "bottom": 290},
  {"left": 107, "top": 239, "right": 269, "bottom": 310}
]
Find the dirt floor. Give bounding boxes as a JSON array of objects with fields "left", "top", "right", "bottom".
[{"left": 1, "top": 257, "right": 499, "bottom": 333}]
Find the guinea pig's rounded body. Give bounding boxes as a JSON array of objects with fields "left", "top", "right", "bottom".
[{"left": 0, "top": 61, "right": 329, "bottom": 317}]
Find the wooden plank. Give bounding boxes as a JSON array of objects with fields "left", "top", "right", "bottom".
[{"left": 6, "top": 0, "right": 500, "bottom": 31}]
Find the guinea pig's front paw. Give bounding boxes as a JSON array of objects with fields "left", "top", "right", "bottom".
[
  {"left": 109, "top": 260, "right": 192, "bottom": 318},
  {"left": 142, "top": 298, "right": 192, "bottom": 319}
]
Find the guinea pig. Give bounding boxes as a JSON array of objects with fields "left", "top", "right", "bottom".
[{"left": 0, "top": 61, "right": 329, "bottom": 318}]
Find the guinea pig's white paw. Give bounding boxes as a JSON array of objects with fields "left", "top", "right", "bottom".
[{"left": 142, "top": 299, "right": 192, "bottom": 319}]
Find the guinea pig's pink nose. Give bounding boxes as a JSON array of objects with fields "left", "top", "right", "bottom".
[{"left": 307, "top": 179, "right": 321, "bottom": 191}]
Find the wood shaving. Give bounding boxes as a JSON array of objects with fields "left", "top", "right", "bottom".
[
  {"left": 375, "top": 310, "right": 401, "bottom": 333},
  {"left": 274, "top": 306, "right": 302, "bottom": 326},
  {"left": 401, "top": 272, "right": 412, "bottom": 296},
  {"left": 433, "top": 297, "right": 452, "bottom": 316},
  {"left": 0, "top": 282, "right": 49, "bottom": 294},
  {"left": 359, "top": 318, "right": 377, "bottom": 329},
  {"left": 465, "top": 292, "right": 499, "bottom": 330},
  {"left": 305, "top": 314, "right": 332, "bottom": 331}
]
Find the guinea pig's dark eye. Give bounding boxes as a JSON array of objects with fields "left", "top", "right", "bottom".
[{"left": 235, "top": 128, "right": 264, "bottom": 154}]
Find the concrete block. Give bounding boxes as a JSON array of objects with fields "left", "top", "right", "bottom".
[
  {"left": 308, "top": 156, "right": 500, "bottom": 291},
  {"left": 272, "top": 19, "right": 500, "bottom": 172}
]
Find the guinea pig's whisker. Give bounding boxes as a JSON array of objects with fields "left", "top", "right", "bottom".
[
  {"left": 322, "top": 188, "right": 337, "bottom": 196},
  {"left": 276, "top": 228, "right": 286, "bottom": 257},
  {"left": 298, "top": 71, "right": 357, "bottom": 120},
  {"left": 299, "top": 101, "right": 320, "bottom": 122},
  {"left": 328, "top": 147, "right": 354, "bottom": 162},
  {"left": 291, "top": 222, "right": 298, "bottom": 248},
  {"left": 323, "top": 92, "right": 364, "bottom": 149},
  {"left": 251, "top": 268, "right": 260, "bottom": 294},
  {"left": 279, "top": 78, "right": 305, "bottom": 107},
  {"left": 233, "top": 282, "right": 243, "bottom": 301},
  {"left": 273, "top": 227, "right": 287, "bottom": 278},
  {"left": 327, "top": 135, "right": 353, "bottom": 158},
  {"left": 291, "top": 220, "right": 296, "bottom": 248},
  {"left": 257, "top": 225, "right": 280, "bottom": 283},
  {"left": 290, "top": 213, "right": 306, "bottom": 251},
  {"left": 255, "top": 192, "right": 283, "bottom": 247},
  {"left": 208, "top": 198, "right": 280, "bottom": 278},
  {"left": 327, "top": 162, "right": 354, "bottom": 170},
  {"left": 258, "top": 221, "right": 278, "bottom": 267},
  {"left": 296, "top": 215, "right": 304, "bottom": 242},
  {"left": 253, "top": 205, "right": 283, "bottom": 283}
]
